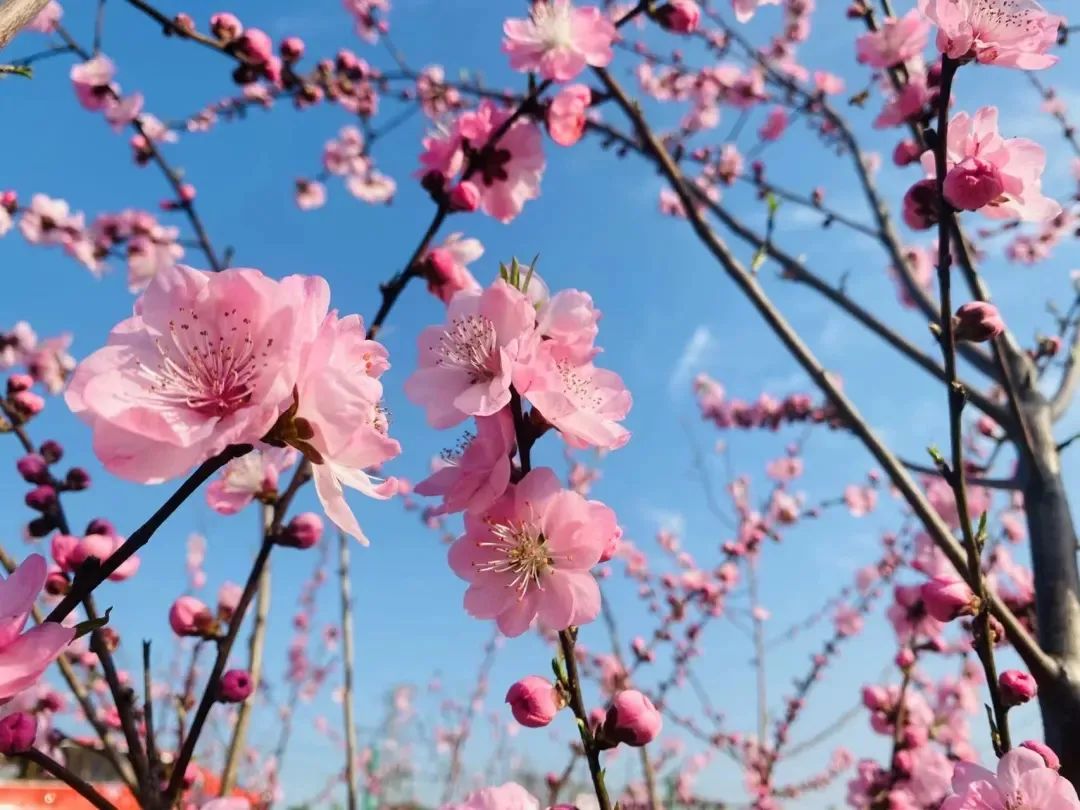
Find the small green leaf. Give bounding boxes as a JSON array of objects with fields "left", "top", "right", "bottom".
[
  {"left": 0, "top": 65, "right": 33, "bottom": 79},
  {"left": 73, "top": 607, "right": 112, "bottom": 640}
]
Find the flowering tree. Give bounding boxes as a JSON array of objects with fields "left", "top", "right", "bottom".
[{"left": 1, "top": 0, "right": 1080, "bottom": 808}]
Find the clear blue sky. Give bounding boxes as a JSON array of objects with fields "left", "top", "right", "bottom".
[{"left": 0, "top": 0, "right": 1078, "bottom": 806}]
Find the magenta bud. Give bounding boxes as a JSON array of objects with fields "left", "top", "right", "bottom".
[
  {"left": 505, "top": 676, "right": 561, "bottom": 728},
  {"left": 601, "top": 690, "right": 662, "bottom": 748},
  {"left": 16, "top": 454, "right": 49, "bottom": 484},
  {"left": 38, "top": 440, "right": 62, "bottom": 464},
  {"left": 6, "top": 374, "right": 32, "bottom": 394},
  {"left": 210, "top": 12, "right": 243, "bottom": 41},
  {"left": 999, "top": 670, "right": 1037, "bottom": 706},
  {"left": 447, "top": 181, "right": 481, "bottom": 212},
  {"left": 65, "top": 468, "right": 91, "bottom": 491},
  {"left": 169, "top": 596, "right": 214, "bottom": 637},
  {"left": 11, "top": 390, "right": 45, "bottom": 416},
  {"left": 85, "top": 518, "right": 115, "bottom": 536},
  {"left": 0, "top": 712, "right": 36, "bottom": 754},
  {"left": 902, "top": 179, "right": 939, "bottom": 230},
  {"left": 920, "top": 576, "right": 977, "bottom": 622},
  {"left": 44, "top": 570, "right": 69, "bottom": 596},
  {"left": 655, "top": 0, "right": 701, "bottom": 33},
  {"left": 26, "top": 516, "right": 56, "bottom": 538},
  {"left": 954, "top": 301, "right": 1005, "bottom": 343},
  {"left": 281, "top": 512, "right": 323, "bottom": 549},
  {"left": 280, "top": 35, "right": 305, "bottom": 62},
  {"left": 25, "top": 485, "right": 56, "bottom": 512},
  {"left": 218, "top": 669, "right": 254, "bottom": 703}
]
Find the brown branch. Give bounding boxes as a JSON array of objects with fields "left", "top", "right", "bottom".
[
  {"left": 591, "top": 65, "right": 1056, "bottom": 688},
  {"left": 21, "top": 748, "right": 119, "bottom": 810}
]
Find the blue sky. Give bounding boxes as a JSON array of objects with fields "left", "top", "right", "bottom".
[{"left": 1, "top": 0, "right": 1079, "bottom": 806}]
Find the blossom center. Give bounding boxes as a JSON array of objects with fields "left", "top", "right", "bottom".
[
  {"left": 556, "top": 360, "right": 602, "bottom": 412},
  {"left": 476, "top": 521, "right": 554, "bottom": 598},
  {"left": 435, "top": 314, "right": 499, "bottom": 382},
  {"left": 971, "top": 0, "right": 1041, "bottom": 39},
  {"left": 139, "top": 307, "right": 269, "bottom": 417},
  {"left": 532, "top": 2, "right": 576, "bottom": 51}
]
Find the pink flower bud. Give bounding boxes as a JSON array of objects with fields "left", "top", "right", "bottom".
[
  {"left": 169, "top": 596, "right": 213, "bottom": 637},
  {"left": 0, "top": 712, "right": 36, "bottom": 754},
  {"left": 50, "top": 533, "right": 79, "bottom": 572},
  {"left": 892, "top": 139, "right": 922, "bottom": 166},
  {"left": 25, "top": 485, "right": 56, "bottom": 512},
  {"left": 218, "top": 669, "right": 254, "bottom": 703},
  {"left": 217, "top": 581, "right": 242, "bottom": 622},
  {"left": 656, "top": 0, "right": 700, "bottom": 33},
  {"left": 448, "top": 181, "right": 481, "bottom": 212},
  {"left": 1020, "top": 739, "right": 1060, "bottom": 770},
  {"left": 546, "top": 84, "right": 591, "bottom": 147},
  {"left": 920, "top": 576, "right": 977, "bottom": 621},
  {"left": 944, "top": 158, "right": 1005, "bottom": 212},
  {"left": 954, "top": 301, "right": 1005, "bottom": 343},
  {"left": 44, "top": 569, "right": 68, "bottom": 596},
  {"left": 894, "top": 648, "right": 915, "bottom": 669},
  {"left": 505, "top": 675, "right": 561, "bottom": 728},
  {"left": 7, "top": 374, "right": 33, "bottom": 393},
  {"left": 16, "top": 454, "right": 49, "bottom": 484},
  {"left": 999, "top": 670, "right": 1037, "bottom": 706},
  {"left": 65, "top": 468, "right": 91, "bottom": 491},
  {"left": 280, "top": 36, "right": 305, "bottom": 62},
  {"left": 0, "top": 191, "right": 16, "bottom": 211},
  {"left": 11, "top": 390, "right": 45, "bottom": 416},
  {"left": 86, "top": 518, "right": 115, "bottom": 536},
  {"left": 39, "top": 440, "right": 63, "bottom": 463},
  {"left": 236, "top": 28, "right": 273, "bottom": 64},
  {"left": 602, "top": 690, "right": 662, "bottom": 747},
  {"left": 902, "top": 179, "right": 939, "bottom": 230},
  {"left": 281, "top": 512, "right": 323, "bottom": 549},
  {"left": 210, "top": 12, "right": 243, "bottom": 41}
]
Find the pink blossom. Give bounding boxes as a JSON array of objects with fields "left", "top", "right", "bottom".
[
  {"left": 732, "top": 0, "right": 781, "bottom": 23},
  {"left": 944, "top": 157, "right": 1006, "bottom": 211},
  {"left": 65, "top": 265, "right": 310, "bottom": 483},
  {"left": 69, "top": 533, "right": 140, "bottom": 581},
  {"left": 547, "top": 84, "right": 592, "bottom": 147},
  {"left": 282, "top": 306, "right": 401, "bottom": 544},
  {"left": 603, "top": 689, "right": 662, "bottom": 746},
  {"left": 919, "top": 0, "right": 1062, "bottom": 70},
  {"left": 813, "top": 71, "right": 845, "bottom": 95},
  {"left": 0, "top": 554, "right": 75, "bottom": 701},
  {"left": 417, "top": 66, "right": 461, "bottom": 118},
  {"left": 414, "top": 410, "right": 516, "bottom": 516},
  {"left": 758, "top": 106, "right": 789, "bottom": 141},
  {"left": 24, "top": 1, "right": 62, "bottom": 34},
  {"left": 941, "top": 747, "right": 1080, "bottom": 809},
  {"left": 443, "top": 783, "right": 540, "bottom": 810},
  {"left": 447, "top": 468, "right": 616, "bottom": 637},
  {"left": 505, "top": 676, "right": 561, "bottom": 728},
  {"left": 206, "top": 447, "right": 298, "bottom": 515},
  {"left": 405, "top": 281, "right": 538, "bottom": 429},
  {"left": 844, "top": 485, "right": 878, "bottom": 517},
  {"left": 855, "top": 10, "right": 931, "bottom": 68},
  {"left": 424, "top": 233, "right": 483, "bottom": 305},
  {"left": 922, "top": 107, "right": 1059, "bottom": 222},
  {"left": 419, "top": 102, "right": 545, "bottom": 223},
  {"left": 70, "top": 56, "right": 116, "bottom": 111},
  {"left": 295, "top": 179, "right": 327, "bottom": 211},
  {"left": 502, "top": 1, "right": 616, "bottom": 82}
]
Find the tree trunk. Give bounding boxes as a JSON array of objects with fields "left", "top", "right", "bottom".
[{"left": 1020, "top": 397, "right": 1080, "bottom": 782}]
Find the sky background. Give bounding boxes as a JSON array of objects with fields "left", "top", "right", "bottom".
[{"left": 1, "top": 0, "right": 1079, "bottom": 807}]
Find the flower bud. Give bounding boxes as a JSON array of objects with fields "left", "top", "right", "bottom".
[
  {"left": 11, "top": 390, "right": 45, "bottom": 416},
  {"left": 25, "top": 485, "right": 56, "bottom": 512},
  {"left": 0, "top": 712, "right": 36, "bottom": 754},
  {"left": 38, "top": 440, "right": 62, "bottom": 463},
  {"left": 6, "top": 374, "right": 32, "bottom": 394},
  {"left": 505, "top": 676, "right": 561, "bottom": 728},
  {"left": 65, "top": 468, "right": 91, "bottom": 491},
  {"left": 655, "top": 0, "right": 701, "bottom": 33},
  {"left": 217, "top": 581, "right": 243, "bottom": 622},
  {"left": 954, "top": 301, "right": 1005, "bottom": 343},
  {"left": 85, "top": 518, "right": 115, "bottom": 536},
  {"left": 601, "top": 690, "right": 662, "bottom": 747},
  {"left": 168, "top": 596, "right": 213, "bottom": 637},
  {"left": 236, "top": 28, "right": 273, "bottom": 64},
  {"left": 448, "top": 181, "right": 481, "bottom": 212},
  {"left": 26, "top": 516, "right": 55, "bottom": 538},
  {"left": 1020, "top": 739, "right": 1060, "bottom": 770},
  {"left": 210, "top": 11, "right": 243, "bottom": 41},
  {"left": 280, "top": 36, "right": 305, "bottom": 62},
  {"left": 16, "top": 454, "right": 49, "bottom": 484},
  {"left": 281, "top": 512, "right": 323, "bottom": 549},
  {"left": 894, "top": 648, "right": 915, "bottom": 669},
  {"left": 892, "top": 139, "right": 922, "bottom": 166},
  {"left": 44, "top": 570, "right": 69, "bottom": 596},
  {"left": 920, "top": 576, "right": 978, "bottom": 622},
  {"left": 999, "top": 669, "right": 1037, "bottom": 706},
  {"left": 902, "top": 179, "right": 939, "bottom": 230},
  {"left": 218, "top": 669, "right": 254, "bottom": 703}
]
